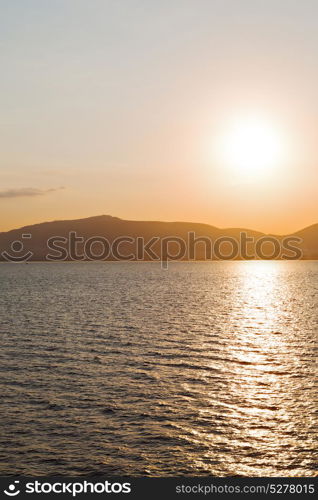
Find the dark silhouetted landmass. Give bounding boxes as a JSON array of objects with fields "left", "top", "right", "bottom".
[{"left": 0, "top": 215, "right": 317, "bottom": 261}]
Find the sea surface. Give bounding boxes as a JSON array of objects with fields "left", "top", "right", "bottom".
[{"left": 0, "top": 261, "right": 317, "bottom": 476}]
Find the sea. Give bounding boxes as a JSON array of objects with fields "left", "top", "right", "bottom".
[{"left": 0, "top": 261, "right": 317, "bottom": 476}]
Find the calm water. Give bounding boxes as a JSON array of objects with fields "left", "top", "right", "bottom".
[{"left": 0, "top": 261, "right": 317, "bottom": 477}]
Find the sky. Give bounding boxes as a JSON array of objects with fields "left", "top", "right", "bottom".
[{"left": 0, "top": 0, "right": 317, "bottom": 233}]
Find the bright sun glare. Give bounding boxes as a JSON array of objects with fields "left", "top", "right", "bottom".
[{"left": 219, "top": 116, "right": 285, "bottom": 180}]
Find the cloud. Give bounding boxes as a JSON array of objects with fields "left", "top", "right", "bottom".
[{"left": 0, "top": 187, "right": 64, "bottom": 199}]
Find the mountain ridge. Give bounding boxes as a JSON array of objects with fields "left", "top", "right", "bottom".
[{"left": 0, "top": 215, "right": 317, "bottom": 261}]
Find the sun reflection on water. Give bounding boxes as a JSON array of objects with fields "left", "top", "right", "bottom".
[{"left": 220, "top": 261, "right": 314, "bottom": 476}]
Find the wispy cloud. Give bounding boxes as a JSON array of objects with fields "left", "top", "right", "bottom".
[{"left": 0, "top": 187, "right": 64, "bottom": 199}]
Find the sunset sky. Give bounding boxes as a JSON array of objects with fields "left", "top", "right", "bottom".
[{"left": 1, "top": 0, "right": 317, "bottom": 234}]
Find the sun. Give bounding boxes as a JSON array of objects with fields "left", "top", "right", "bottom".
[{"left": 218, "top": 115, "right": 285, "bottom": 180}]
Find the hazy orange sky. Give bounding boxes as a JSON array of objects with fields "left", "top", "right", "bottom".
[{"left": 1, "top": 0, "right": 317, "bottom": 234}]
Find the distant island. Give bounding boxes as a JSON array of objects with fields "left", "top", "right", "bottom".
[{"left": 0, "top": 215, "right": 317, "bottom": 261}]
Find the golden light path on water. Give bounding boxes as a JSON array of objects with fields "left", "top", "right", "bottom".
[
  {"left": 174, "top": 262, "right": 316, "bottom": 476},
  {"left": 224, "top": 262, "right": 300, "bottom": 476}
]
